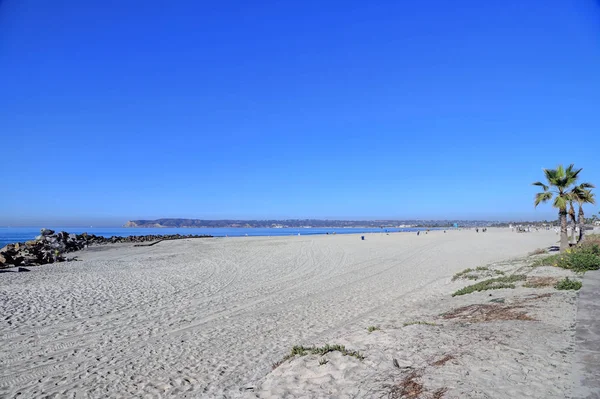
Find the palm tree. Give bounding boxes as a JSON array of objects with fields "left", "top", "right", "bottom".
[
  {"left": 570, "top": 184, "right": 596, "bottom": 243},
  {"left": 533, "top": 164, "right": 582, "bottom": 252}
]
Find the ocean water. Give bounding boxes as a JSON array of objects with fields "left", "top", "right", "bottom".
[{"left": 0, "top": 227, "right": 431, "bottom": 247}]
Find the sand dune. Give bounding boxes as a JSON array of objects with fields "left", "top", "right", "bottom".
[{"left": 0, "top": 229, "right": 569, "bottom": 398}]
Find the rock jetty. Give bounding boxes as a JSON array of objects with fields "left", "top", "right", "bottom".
[{"left": 0, "top": 229, "right": 212, "bottom": 268}]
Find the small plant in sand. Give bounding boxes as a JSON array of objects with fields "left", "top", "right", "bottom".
[
  {"left": 273, "top": 344, "right": 365, "bottom": 368},
  {"left": 452, "top": 268, "right": 475, "bottom": 281},
  {"left": 367, "top": 325, "right": 381, "bottom": 333},
  {"left": 318, "top": 357, "right": 328, "bottom": 366},
  {"left": 555, "top": 277, "right": 582, "bottom": 291},
  {"left": 403, "top": 321, "right": 438, "bottom": 327},
  {"left": 452, "top": 274, "right": 526, "bottom": 297}
]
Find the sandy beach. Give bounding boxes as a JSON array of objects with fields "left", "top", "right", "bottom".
[{"left": 0, "top": 229, "right": 579, "bottom": 398}]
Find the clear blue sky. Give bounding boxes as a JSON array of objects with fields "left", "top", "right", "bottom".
[{"left": 2, "top": 0, "right": 600, "bottom": 226}]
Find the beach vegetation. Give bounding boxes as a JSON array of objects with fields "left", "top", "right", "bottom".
[
  {"left": 443, "top": 302, "right": 535, "bottom": 322},
  {"left": 523, "top": 276, "right": 560, "bottom": 288},
  {"left": 403, "top": 321, "right": 438, "bottom": 326},
  {"left": 367, "top": 325, "right": 381, "bottom": 333},
  {"left": 388, "top": 370, "right": 423, "bottom": 398},
  {"left": 555, "top": 277, "right": 582, "bottom": 290},
  {"left": 452, "top": 268, "right": 476, "bottom": 280},
  {"left": 452, "top": 266, "right": 505, "bottom": 281},
  {"left": 532, "top": 246, "right": 600, "bottom": 272},
  {"left": 318, "top": 357, "right": 328, "bottom": 366},
  {"left": 273, "top": 344, "right": 365, "bottom": 368},
  {"left": 431, "top": 354, "right": 455, "bottom": 367},
  {"left": 452, "top": 274, "right": 526, "bottom": 296},
  {"left": 532, "top": 164, "right": 588, "bottom": 251}
]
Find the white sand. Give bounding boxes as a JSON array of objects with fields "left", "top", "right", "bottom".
[{"left": 0, "top": 229, "right": 576, "bottom": 398}]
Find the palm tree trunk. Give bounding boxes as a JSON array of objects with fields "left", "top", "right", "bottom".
[
  {"left": 578, "top": 206, "right": 586, "bottom": 243},
  {"left": 569, "top": 203, "right": 577, "bottom": 244},
  {"left": 560, "top": 209, "right": 569, "bottom": 251}
]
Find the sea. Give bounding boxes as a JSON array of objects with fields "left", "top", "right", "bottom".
[{"left": 0, "top": 227, "right": 433, "bottom": 248}]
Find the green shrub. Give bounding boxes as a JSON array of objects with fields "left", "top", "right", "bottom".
[
  {"left": 532, "top": 253, "right": 562, "bottom": 267},
  {"left": 568, "top": 251, "right": 600, "bottom": 272},
  {"left": 579, "top": 242, "right": 600, "bottom": 256},
  {"left": 555, "top": 277, "right": 582, "bottom": 291},
  {"left": 532, "top": 248, "right": 600, "bottom": 272},
  {"left": 452, "top": 275, "right": 526, "bottom": 297}
]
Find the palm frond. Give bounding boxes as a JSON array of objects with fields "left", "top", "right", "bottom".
[
  {"left": 581, "top": 189, "right": 596, "bottom": 205},
  {"left": 543, "top": 168, "right": 559, "bottom": 184},
  {"left": 571, "top": 184, "right": 596, "bottom": 205},
  {"left": 534, "top": 191, "right": 553, "bottom": 207},
  {"left": 532, "top": 181, "right": 549, "bottom": 191},
  {"left": 553, "top": 194, "right": 568, "bottom": 210}
]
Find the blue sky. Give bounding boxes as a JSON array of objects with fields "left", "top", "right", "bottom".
[{"left": 1, "top": 0, "right": 600, "bottom": 226}]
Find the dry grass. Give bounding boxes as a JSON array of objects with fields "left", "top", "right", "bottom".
[
  {"left": 388, "top": 369, "right": 449, "bottom": 398},
  {"left": 431, "top": 354, "right": 455, "bottom": 367},
  {"left": 442, "top": 303, "right": 535, "bottom": 322},
  {"left": 529, "top": 248, "right": 548, "bottom": 256},
  {"left": 584, "top": 234, "right": 600, "bottom": 244},
  {"left": 432, "top": 387, "right": 448, "bottom": 399},
  {"left": 523, "top": 276, "right": 560, "bottom": 288},
  {"left": 388, "top": 371, "right": 424, "bottom": 399}
]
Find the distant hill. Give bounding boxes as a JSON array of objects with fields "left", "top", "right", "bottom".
[
  {"left": 123, "top": 219, "right": 498, "bottom": 228},
  {"left": 124, "top": 219, "right": 400, "bottom": 228}
]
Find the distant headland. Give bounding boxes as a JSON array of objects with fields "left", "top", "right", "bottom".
[{"left": 123, "top": 219, "right": 529, "bottom": 229}]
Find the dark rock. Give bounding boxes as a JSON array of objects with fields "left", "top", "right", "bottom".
[{"left": 0, "top": 229, "right": 212, "bottom": 269}]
